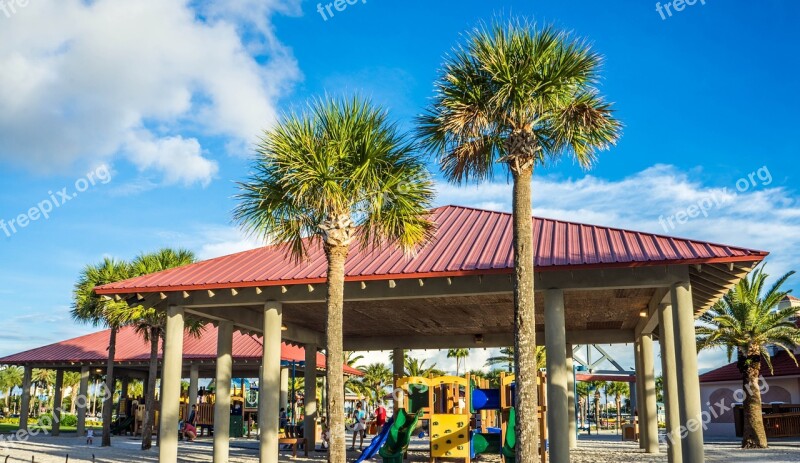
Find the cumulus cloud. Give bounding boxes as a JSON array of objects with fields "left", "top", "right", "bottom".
[{"left": 0, "top": 0, "right": 300, "bottom": 185}]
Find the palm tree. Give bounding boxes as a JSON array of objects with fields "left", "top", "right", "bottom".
[
  {"left": 697, "top": 265, "right": 800, "bottom": 448},
  {"left": 31, "top": 369, "right": 54, "bottom": 415},
  {"left": 418, "top": 20, "right": 621, "bottom": 460},
  {"left": 404, "top": 357, "right": 440, "bottom": 377},
  {"left": 72, "top": 257, "right": 134, "bottom": 446},
  {"left": 486, "top": 346, "right": 546, "bottom": 372},
  {"left": 604, "top": 382, "right": 628, "bottom": 433},
  {"left": 234, "top": 95, "right": 435, "bottom": 463},
  {"left": 130, "top": 248, "right": 201, "bottom": 450},
  {"left": 344, "top": 351, "right": 365, "bottom": 368},
  {"left": 360, "top": 363, "right": 393, "bottom": 406},
  {"left": 447, "top": 349, "right": 470, "bottom": 376},
  {"left": 62, "top": 372, "right": 81, "bottom": 414},
  {"left": 0, "top": 366, "right": 23, "bottom": 410}
]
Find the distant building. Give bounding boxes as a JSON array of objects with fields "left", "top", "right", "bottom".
[{"left": 699, "top": 295, "right": 800, "bottom": 436}]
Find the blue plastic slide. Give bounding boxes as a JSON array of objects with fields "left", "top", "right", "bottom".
[{"left": 354, "top": 417, "right": 395, "bottom": 463}]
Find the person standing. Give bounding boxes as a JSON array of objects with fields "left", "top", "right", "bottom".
[
  {"left": 374, "top": 401, "right": 387, "bottom": 432},
  {"left": 350, "top": 402, "right": 366, "bottom": 451}
]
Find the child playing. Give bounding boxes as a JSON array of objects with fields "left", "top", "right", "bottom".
[
  {"left": 86, "top": 429, "right": 94, "bottom": 445},
  {"left": 319, "top": 416, "right": 330, "bottom": 452}
]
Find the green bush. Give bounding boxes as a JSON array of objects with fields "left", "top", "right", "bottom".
[{"left": 36, "top": 413, "right": 78, "bottom": 428}]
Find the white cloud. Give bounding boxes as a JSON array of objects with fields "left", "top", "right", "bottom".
[{"left": 0, "top": 0, "right": 300, "bottom": 185}]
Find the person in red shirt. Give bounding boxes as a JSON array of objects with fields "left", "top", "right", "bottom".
[{"left": 374, "top": 401, "right": 387, "bottom": 432}]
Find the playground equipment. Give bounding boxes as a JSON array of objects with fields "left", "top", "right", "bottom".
[{"left": 386, "top": 372, "right": 548, "bottom": 463}]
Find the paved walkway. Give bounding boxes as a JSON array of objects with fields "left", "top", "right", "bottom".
[{"left": 2, "top": 432, "right": 800, "bottom": 462}]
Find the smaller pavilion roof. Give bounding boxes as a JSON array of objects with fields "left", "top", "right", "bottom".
[
  {"left": 699, "top": 350, "right": 799, "bottom": 383},
  {"left": 0, "top": 325, "right": 362, "bottom": 376}
]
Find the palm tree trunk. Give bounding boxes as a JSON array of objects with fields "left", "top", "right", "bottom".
[
  {"left": 616, "top": 398, "right": 621, "bottom": 434},
  {"left": 741, "top": 355, "right": 768, "bottom": 448},
  {"left": 325, "top": 243, "right": 348, "bottom": 463},
  {"left": 141, "top": 326, "right": 160, "bottom": 450},
  {"left": 102, "top": 326, "right": 118, "bottom": 447},
  {"left": 71, "top": 387, "right": 78, "bottom": 414},
  {"left": 511, "top": 166, "right": 539, "bottom": 463}
]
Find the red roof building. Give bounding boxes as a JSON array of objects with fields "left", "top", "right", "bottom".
[{"left": 0, "top": 325, "right": 362, "bottom": 376}]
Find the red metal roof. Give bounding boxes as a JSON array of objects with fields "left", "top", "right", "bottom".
[
  {"left": 96, "top": 205, "right": 768, "bottom": 294},
  {"left": 0, "top": 325, "right": 362, "bottom": 375},
  {"left": 699, "top": 350, "right": 800, "bottom": 383}
]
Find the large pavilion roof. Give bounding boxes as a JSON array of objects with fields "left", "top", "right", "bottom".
[
  {"left": 96, "top": 205, "right": 766, "bottom": 293},
  {"left": 0, "top": 325, "right": 362, "bottom": 375},
  {"left": 92, "top": 205, "right": 768, "bottom": 351}
]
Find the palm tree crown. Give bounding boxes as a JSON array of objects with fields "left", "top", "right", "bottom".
[
  {"left": 235, "top": 96, "right": 435, "bottom": 258},
  {"left": 418, "top": 19, "right": 621, "bottom": 182}
]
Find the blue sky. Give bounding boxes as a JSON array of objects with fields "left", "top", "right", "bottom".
[{"left": 0, "top": 0, "right": 798, "bottom": 375}]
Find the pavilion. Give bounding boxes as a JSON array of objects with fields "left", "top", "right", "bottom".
[
  {"left": 0, "top": 325, "right": 361, "bottom": 437},
  {"left": 91, "top": 205, "right": 768, "bottom": 463}
]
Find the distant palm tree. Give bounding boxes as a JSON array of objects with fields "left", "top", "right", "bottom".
[
  {"left": 0, "top": 366, "right": 23, "bottom": 410},
  {"left": 31, "top": 369, "right": 54, "bottom": 415},
  {"left": 404, "top": 357, "right": 440, "bottom": 377},
  {"left": 359, "top": 363, "right": 393, "bottom": 406},
  {"left": 130, "top": 248, "right": 203, "bottom": 450},
  {"left": 72, "top": 257, "right": 133, "bottom": 446},
  {"left": 344, "top": 351, "right": 364, "bottom": 368},
  {"left": 604, "top": 382, "right": 629, "bottom": 433},
  {"left": 486, "top": 346, "right": 546, "bottom": 372},
  {"left": 697, "top": 265, "right": 800, "bottom": 449},
  {"left": 234, "top": 96, "right": 434, "bottom": 463},
  {"left": 447, "top": 349, "right": 470, "bottom": 376},
  {"left": 418, "top": 21, "right": 621, "bottom": 459},
  {"left": 62, "top": 371, "right": 81, "bottom": 414}
]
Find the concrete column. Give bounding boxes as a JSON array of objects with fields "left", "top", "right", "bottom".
[
  {"left": 279, "top": 367, "right": 289, "bottom": 413},
  {"left": 566, "top": 345, "right": 577, "bottom": 449},
  {"left": 19, "top": 365, "right": 32, "bottom": 431},
  {"left": 672, "top": 282, "right": 705, "bottom": 463},
  {"left": 214, "top": 320, "right": 234, "bottom": 463},
  {"left": 659, "top": 303, "right": 683, "bottom": 463},
  {"left": 158, "top": 305, "right": 185, "bottom": 463},
  {"left": 52, "top": 369, "right": 64, "bottom": 436},
  {"left": 634, "top": 340, "right": 646, "bottom": 449},
  {"left": 305, "top": 343, "right": 318, "bottom": 450},
  {"left": 640, "top": 334, "right": 659, "bottom": 454},
  {"left": 392, "top": 348, "right": 404, "bottom": 411},
  {"left": 76, "top": 366, "right": 90, "bottom": 437},
  {"left": 544, "top": 289, "right": 569, "bottom": 463},
  {"left": 260, "top": 302, "right": 283, "bottom": 463},
  {"left": 189, "top": 364, "right": 199, "bottom": 406}
]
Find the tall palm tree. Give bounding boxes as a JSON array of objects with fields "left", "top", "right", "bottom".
[
  {"left": 130, "top": 248, "right": 201, "bottom": 450},
  {"left": 604, "top": 382, "right": 628, "bottom": 433},
  {"left": 72, "top": 257, "right": 134, "bottom": 446},
  {"left": 418, "top": 20, "right": 621, "bottom": 461},
  {"left": 359, "top": 363, "right": 393, "bottom": 406},
  {"left": 697, "top": 265, "right": 800, "bottom": 449},
  {"left": 235, "top": 96, "right": 435, "bottom": 463},
  {"left": 447, "top": 349, "right": 470, "bottom": 376}
]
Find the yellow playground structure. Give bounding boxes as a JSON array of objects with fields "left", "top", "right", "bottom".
[{"left": 392, "top": 372, "right": 548, "bottom": 463}]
